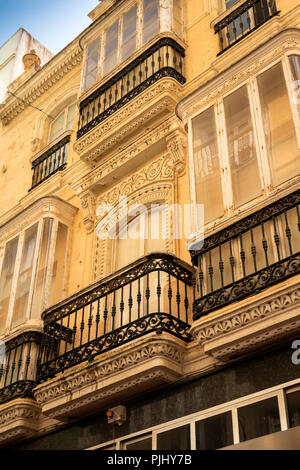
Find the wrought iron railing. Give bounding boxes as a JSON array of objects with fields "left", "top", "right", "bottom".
[
  {"left": 37, "top": 253, "right": 193, "bottom": 382},
  {"left": 29, "top": 134, "right": 70, "bottom": 190},
  {"left": 0, "top": 332, "right": 42, "bottom": 404},
  {"left": 191, "top": 190, "right": 300, "bottom": 320},
  {"left": 214, "top": 0, "right": 279, "bottom": 54},
  {"left": 77, "top": 37, "right": 186, "bottom": 139}
]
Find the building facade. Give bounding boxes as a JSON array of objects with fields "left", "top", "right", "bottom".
[{"left": 0, "top": 0, "right": 300, "bottom": 450}]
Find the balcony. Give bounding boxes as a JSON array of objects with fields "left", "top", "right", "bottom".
[
  {"left": 34, "top": 253, "right": 193, "bottom": 420},
  {"left": 0, "top": 332, "right": 42, "bottom": 446},
  {"left": 191, "top": 189, "right": 300, "bottom": 361},
  {"left": 77, "top": 38, "right": 185, "bottom": 139},
  {"left": 214, "top": 0, "right": 280, "bottom": 55},
  {"left": 29, "top": 133, "right": 71, "bottom": 191}
]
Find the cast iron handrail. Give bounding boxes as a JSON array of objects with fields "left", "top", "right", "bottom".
[
  {"left": 191, "top": 189, "right": 300, "bottom": 319},
  {"left": 0, "top": 332, "right": 42, "bottom": 404},
  {"left": 29, "top": 134, "right": 71, "bottom": 190},
  {"left": 214, "top": 0, "right": 279, "bottom": 55},
  {"left": 37, "top": 253, "right": 193, "bottom": 381}
]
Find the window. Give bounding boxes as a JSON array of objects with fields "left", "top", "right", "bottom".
[
  {"left": 90, "top": 379, "right": 300, "bottom": 450},
  {"left": 173, "top": 0, "right": 183, "bottom": 37},
  {"left": 157, "top": 424, "right": 190, "bottom": 450},
  {"left": 49, "top": 103, "right": 76, "bottom": 143},
  {"left": 238, "top": 397, "right": 281, "bottom": 442},
  {"left": 196, "top": 412, "right": 233, "bottom": 450},
  {"left": 0, "top": 217, "right": 69, "bottom": 334},
  {"left": 84, "top": 38, "right": 100, "bottom": 91},
  {"left": 190, "top": 56, "right": 300, "bottom": 226},
  {"left": 122, "top": 5, "right": 137, "bottom": 61},
  {"left": 83, "top": 0, "right": 160, "bottom": 89},
  {"left": 103, "top": 20, "right": 119, "bottom": 76},
  {"left": 143, "top": 0, "right": 159, "bottom": 45}
]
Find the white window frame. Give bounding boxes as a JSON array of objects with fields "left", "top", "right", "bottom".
[
  {"left": 188, "top": 52, "right": 300, "bottom": 238},
  {"left": 48, "top": 102, "right": 76, "bottom": 144},
  {"left": 88, "top": 377, "right": 300, "bottom": 450},
  {"left": 0, "top": 216, "right": 71, "bottom": 337}
]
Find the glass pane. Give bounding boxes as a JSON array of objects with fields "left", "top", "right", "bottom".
[
  {"left": 289, "top": 55, "right": 300, "bottom": 120},
  {"left": 287, "top": 390, "right": 300, "bottom": 428},
  {"left": 11, "top": 224, "right": 38, "bottom": 328},
  {"left": 224, "top": 86, "right": 261, "bottom": 207},
  {"left": 157, "top": 425, "right": 190, "bottom": 450},
  {"left": 125, "top": 437, "right": 152, "bottom": 450},
  {"left": 173, "top": 0, "right": 183, "bottom": 36},
  {"left": 122, "top": 5, "right": 137, "bottom": 61},
  {"left": 49, "top": 111, "right": 65, "bottom": 142},
  {"left": 84, "top": 38, "right": 100, "bottom": 91},
  {"left": 0, "top": 237, "right": 19, "bottom": 332},
  {"left": 103, "top": 20, "right": 119, "bottom": 76},
  {"left": 238, "top": 397, "right": 281, "bottom": 442},
  {"left": 143, "top": 0, "right": 159, "bottom": 44},
  {"left": 257, "top": 62, "right": 300, "bottom": 186},
  {"left": 196, "top": 412, "right": 233, "bottom": 450},
  {"left": 192, "top": 107, "right": 224, "bottom": 224},
  {"left": 66, "top": 103, "right": 76, "bottom": 130},
  {"left": 49, "top": 222, "right": 68, "bottom": 306},
  {"left": 31, "top": 218, "right": 53, "bottom": 318}
]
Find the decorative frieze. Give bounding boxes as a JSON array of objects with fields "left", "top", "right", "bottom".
[
  {"left": 191, "top": 278, "right": 300, "bottom": 361},
  {"left": 0, "top": 399, "right": 41, "bottom": 447},
  {"left": 74, "top": 78, "right": 183, "bottom": 164},
  {"left": 33, "top": 335, "right": 186, "bottom": 421}
]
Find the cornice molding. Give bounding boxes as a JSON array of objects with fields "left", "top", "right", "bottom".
[
  {"left": 0, "top": 196, "right": 78, "bottom": 245},
  {"left": 0, "top": 399, "right": 41, "bottom": 447},
  {"left": 177, "top": 27, "right": 300, "bottom": 122},
  {"left": 0, "top": 43, "right": 82, "bottom": 126},
  {"left": 191, "top": 277, "right": 300, "bottom": 361},
  {"left": 34, "top": 335, "right": 185, "bottom": 421}
]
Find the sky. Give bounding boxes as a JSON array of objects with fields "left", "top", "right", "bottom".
[{"left": 0, "top": 0, "right": 98, "bottom": 54}]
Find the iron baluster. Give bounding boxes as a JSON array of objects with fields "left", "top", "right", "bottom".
[
  {"left": 284, "top": 211, "right": 293, "bottom": 256},
  {"left": 168, "top": 273, "right": 172, "bottom": 315},
  {"left": 128, "top": 283, "right": 133, "bottom": 323},
  {"left": 95, "top": 299, "right": 100, "bottom": 339},
  {"left": 137, "top": 279, "right": 142, "bottom": 319},
  {"left": 250, "top": 228, "right": 258, "bottom": 272},
  {"left": 120, "top": 287, "right": 124, "bottom": 327},
  {"left": 146, "top": 272, "right": 150, "bottom": 315},
  {"left": 219, "top": 245, "right": 224, "bottom": 288},
  {"left": 87, "top": 303, "right": 93, "bottom": 343},
  {"left": 176, "top": 278, "right": 181, "bottom": 319},
  {"left": 229, "top": 239, "right": 235, "bottom": 283},
  {"left": 239, "top": 234, "right": 246, "bottom": 278},
  {"left": 104, "top": 296, "right": 108, "bottom": 335},
  {"left": 208, "top": 250, "right": 214, "bottom": 292},
  {"left": 261, "top": 222, "right": 269, "bottom": 266},
  {"left": 273, "top": 216, "right": 281, "bottom": 261},
  {"left": 16, "top": 343, "right": 24, "bottom": 382}
]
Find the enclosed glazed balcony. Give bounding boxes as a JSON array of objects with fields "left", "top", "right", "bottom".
[
  {"left": 77, "top": 37, "right": 185, "bottom": 139},
  {"left": 214, "top": 0, "right": 280, "bottom": 55}
]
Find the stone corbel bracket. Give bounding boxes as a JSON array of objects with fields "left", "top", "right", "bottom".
[
  {"left": 78, "top": 190, "right": 97, "bottom": 234},
  {"left": 191, "top": 277, "right": 300, "bottom": 362},
  {"left": 166, "top": 129, "right": 187, "bottom": 176},
  {"left": 0, "top": 399, "right": 41, "bottom": 447}
]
